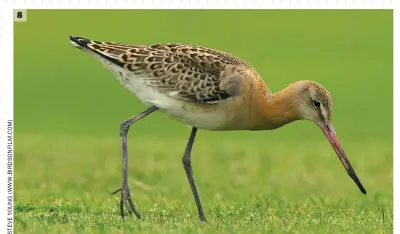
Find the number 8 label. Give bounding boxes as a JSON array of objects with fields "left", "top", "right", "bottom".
[{"left": 14, "top": 10, "right": 27, "bottom": 22}]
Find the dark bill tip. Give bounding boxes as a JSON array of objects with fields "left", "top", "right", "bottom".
[
  {"left": 346, "top": 165, "right": 367, "bottom": 194},
  {"left": 319, "top": 122, "right": 367, "bottom": 195}
]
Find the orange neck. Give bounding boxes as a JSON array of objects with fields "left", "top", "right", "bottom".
[{"left": 252, "top": 85, "right": 301, "bottom": 130}]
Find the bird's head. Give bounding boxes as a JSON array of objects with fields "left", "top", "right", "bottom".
[
  {"left": 295, "top": 80, "right": 332, "bottom": 125},
  {"left": 293, "top": 80, "right": 366, "bottom": 194}
]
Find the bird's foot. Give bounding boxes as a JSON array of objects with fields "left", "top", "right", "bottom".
[{"left": 111, "top": 186, "right": 141, "bottom": 219}]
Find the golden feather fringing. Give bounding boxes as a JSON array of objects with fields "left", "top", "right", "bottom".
[{"left": 70, "top": 37, "right": 259, "bottom": 104}]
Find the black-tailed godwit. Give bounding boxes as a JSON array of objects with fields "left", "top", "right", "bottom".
[{"left": 69, "top": 36, "right": 366, "bottom": 222}]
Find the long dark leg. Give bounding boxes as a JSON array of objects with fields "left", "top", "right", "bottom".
[
  {"left": 182, "top": 127, "right": 207, "bottom": 222},
  {"left": 111, "top": 105, "right": 158, "bottom": 219}
]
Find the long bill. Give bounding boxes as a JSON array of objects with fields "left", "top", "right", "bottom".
[{"left": 319, "top": 122, "right": 367, "bottom": 194}]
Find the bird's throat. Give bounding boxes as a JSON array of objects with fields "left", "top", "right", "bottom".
[{"left": 253, "top": 86, "right": 300, "bottom": 130}]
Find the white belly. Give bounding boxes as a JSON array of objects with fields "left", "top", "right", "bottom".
[{"left": 100, "top": 60, "right": 228, "bottom": 130}]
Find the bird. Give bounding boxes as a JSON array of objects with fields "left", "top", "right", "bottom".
[{"left": 68, "top": 36, "right": 366, "bottom": 222}]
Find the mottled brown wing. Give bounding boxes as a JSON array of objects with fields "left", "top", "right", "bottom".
[{"left": 69, "top": 36, "right": 252, "bottom": 103}]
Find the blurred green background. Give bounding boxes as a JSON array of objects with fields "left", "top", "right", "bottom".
[
  {"left": 14, "top": 10, "right": 393, "bottom": 233},
  {"left": 14, "top": 10, "right": 392, "bottom": 141}
]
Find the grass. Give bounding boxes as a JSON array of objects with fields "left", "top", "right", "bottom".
[
  {"left": 15, "top": 134, "right": 392, "bottom": 233},
  {"left": 14, "top": 10, "right": 392, "bottom": 233}
]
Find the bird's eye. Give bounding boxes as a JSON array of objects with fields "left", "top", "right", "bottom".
[{"left": 312, "top": 101, "right": 321, "bottom": 108}]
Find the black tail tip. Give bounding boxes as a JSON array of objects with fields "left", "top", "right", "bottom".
[{"left": 69, "top": 36, "right": 91, "bottom": 48}]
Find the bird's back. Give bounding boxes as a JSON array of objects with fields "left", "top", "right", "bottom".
[{"left": 69, "top": 36, "right": 270, "bottom": 130}]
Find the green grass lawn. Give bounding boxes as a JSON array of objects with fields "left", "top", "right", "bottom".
[
  {"left": 14, "top": 10, "right": 392, "bottom": 233},
  {"left": 15, "top": 135, "right": 392, "bottom": 233}
]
